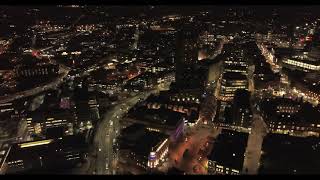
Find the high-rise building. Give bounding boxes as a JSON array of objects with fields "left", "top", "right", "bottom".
[
  {"left": 232, "top": 89, "right": 252, "bottom": 129},
  {"left": 220, "top": 72, "right": 248, "bottom": 100},
  {"left": 173, "top": 26, "right": 207, "bottom": 91},
  {"left": 175, "top": 26, "right": 199, "bottom": 67}
]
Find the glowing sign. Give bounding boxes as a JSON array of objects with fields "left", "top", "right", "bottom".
[
  {"left": 19, "top": 139, "right": 53, "bottom": 148},
  {"left": 149, "top": 152, "right": 156, "bottom": 161}
]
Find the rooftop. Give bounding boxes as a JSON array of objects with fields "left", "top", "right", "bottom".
[
  {"left": 260, "top": 97, "right": 320, "bottom": 124},
  {"left": 207, "top": 129, "right": 248, "bottom": 171},
  {"left": 119, "top": 124, "right": 169, "bottom": 157},
  {"left": 222, "top": 72, "right": 247, "bottom": 80},
  {"left": 259, "top": 134, "right": 320, "bottom": 174},
  {"left": 127, "top": 106, "right": 185, "bottom": 128}
]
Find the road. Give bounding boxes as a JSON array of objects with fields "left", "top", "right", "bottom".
[
  {"left": 90, "top": 81, "right": 171, "bottom": 175},
  {"left": 91, "top": 92, "right": 151, "bottom": 174},
  {"left": 0, "top": 15, "right": 89, "bottom": 104},
  {"left": 242, "top": 105, "right": 268, "bottom": 174},
  {"left": 0, "top": 63, "right": 70, "bottom": 104}
]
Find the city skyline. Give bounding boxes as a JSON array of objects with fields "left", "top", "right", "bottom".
[{"left": 0, "top": 5, "right": 320, "bottom": 175}]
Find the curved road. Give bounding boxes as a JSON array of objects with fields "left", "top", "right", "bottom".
[
  {"left": 0, "top": 64, "right": 70, "bottom": 104},
  {"left": 90, "top": 82, "right": 171, "bottom": 175}
]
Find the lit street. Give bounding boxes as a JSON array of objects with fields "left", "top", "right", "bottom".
[
  {"left": 169, "top": 123, "right": 221, "bottom": 174},
  {"left": 89, "top": 81, "right": 171, "bottom": 175},
  {"left": 242, "top": 105, "right": 268, "bottom": 174},
  {"left": 1, "top": 6, "right": 320, "bottom": 175}
]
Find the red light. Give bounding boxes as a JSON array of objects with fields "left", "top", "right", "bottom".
[{"left": 32, "top": 50, "right": 40, "bottom": 57}]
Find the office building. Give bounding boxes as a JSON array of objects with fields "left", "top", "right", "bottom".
[
  {"left": 260, "top": 97, "right": 320, "bottom": 136},
  {"left": 173, "top": 26, "right": 208, "bottom": 91},
  {"left": 232, "top": 89, "right": 252, "bottom": 129},
  {"left": 118, "top": 124, "right": 169, "bottom": 170},
  {"left": 125, "top": 106, "right": 185, "bottom": 141},
  {"left": 5, "top": 135, "right": 88, "bottom": 174},
  {"left": 207, "top": 129, "right": 248, "bottom": 175},
  {"left": 220, "top": 72, "right": 248, "bottom": 100}
]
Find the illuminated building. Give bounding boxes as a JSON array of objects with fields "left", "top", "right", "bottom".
[
  {"left": 224, "top": 64, "right": 247, "bottom": 74},
  {"left": 282, "top": 57, "right": 320, "bottom": 72},
  {"left": 207, "top": 129, "right": 248, "bottom": 175},
  {"left": 26, "top": 109, "right": 74, "bottom": 137},
  {"left": 220, "top": 72, "right": 248, "bottom": 100},
  {"left": 282, "top": 42, "right": 320, "bottom": 72},
  {"left": 165, "top": 89, "right": 202, "bottom": 104},
  {"left": 73, "top": 90, "right": 99, "bottom": 132},
  {"left": 174, "top": 27, "right": 208, "bottom": 91},
  {"left": 124, "top": 72, "right": 158, "bottom": 91},
  {"left": 14, "top": 55, "right": 59, "bottom": 79},
  {"left": 15, "top": 63, "right": 59, "bottom": 78},
  {"left": 224, "top": 57, "right": 248, "bottom": 69},
  {"left": 260, "top": 97, "right": 320, "bottom": 137},
  {"left": 142, "top": 91, "right": 201, "bottom": 127},
  {"left": 5, "top": 135, "right": 88, "bottom": 174},
  {"left": 291, "top": 82, "right": 320, "bottom": 105},
  {"left": 118, "top": 124, "right": 169, "bottom": 171}
]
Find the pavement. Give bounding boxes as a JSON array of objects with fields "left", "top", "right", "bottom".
[
  {"left": 242, "top": 105, "right": 268, "bottom": 174},
  {"left": 169, "top": 123, "right": 221, "bottom": 174}
]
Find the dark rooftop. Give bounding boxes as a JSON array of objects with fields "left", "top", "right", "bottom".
[
  {"left": 259, "top": 134, "right": 320, "bottom": 174},
  {"left": 127, "top": 106, "right": 185, "bottom": 127},
  {"left": 207, "top": 129, "right": 248, "bottom": 171},
  {"left": 222, "top": 72, "right": 247, "bottom": 80},
  {"left": 119, "top": 124, "right": 169, "bottom": 157}
]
